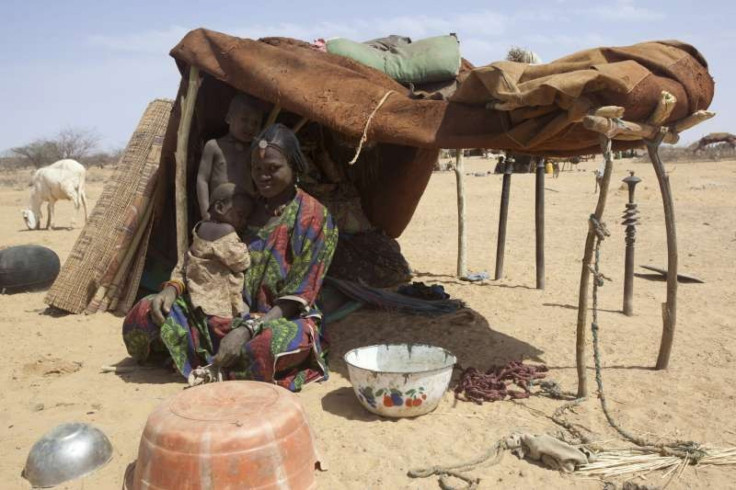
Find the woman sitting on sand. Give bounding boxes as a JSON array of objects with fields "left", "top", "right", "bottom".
[{"left": 122, "top": 124, "right": 338, "bottom": 391}]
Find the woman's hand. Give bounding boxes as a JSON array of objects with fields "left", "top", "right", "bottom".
[
  {"left": 150, "top": 286, "right": 178, "bottom": 326},
  {"left": 213, "top": 327, "right": 253, "bottom": 368}
]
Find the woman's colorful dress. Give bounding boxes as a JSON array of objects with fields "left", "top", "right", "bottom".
[{"left": 122, "top": 189, "right": 338, "bottom": 391}]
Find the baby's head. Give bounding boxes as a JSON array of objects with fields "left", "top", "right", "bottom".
[
  {"left": 226, "top": 93, "right": 265, "bottom": 143},
  {"left": 208, "top": 183, "right": 254, "bottom": 229}
]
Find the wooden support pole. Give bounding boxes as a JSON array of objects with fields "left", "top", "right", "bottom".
[
  {"left": 174, "top": 66, "right": 201, "bottom": 263},
  {"left": 647, "top": 131, "right": 678, "bottom": 370},
  {"left": 293, "top": 116, "right": 309, "bottom": 133},
  {"left": 265, "top": 102, "right": 281, "bottom": 129},
  {"left": 454, "top": 151, "right": 467, "bottom": 277},
  {"left": 495, "top": 161, "right": 513, "bottom": 280},
  {"left": 575, "top": 136, "right": 615, "bottom": 397},
  {"left": 535, "top": 158, "right": 545, "bottom": 289}
]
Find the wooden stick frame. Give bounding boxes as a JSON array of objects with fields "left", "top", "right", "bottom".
[
  {"left": 575, "top": 91, "right": 714, "bottom": 394},
  {"left": 174, "top": 66, "right": 202, "bottom": 263},
  {"left": 575, "top": 135, "right": 615, "bottom": 397}
]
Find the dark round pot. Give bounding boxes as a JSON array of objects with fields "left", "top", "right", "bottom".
[{"left": 0, "top": 245, "right": 60, "bottom": 294}]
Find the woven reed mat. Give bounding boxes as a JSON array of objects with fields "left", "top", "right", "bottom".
[{"left": 45, "top": 99, "right": 173, "bottom": 314}]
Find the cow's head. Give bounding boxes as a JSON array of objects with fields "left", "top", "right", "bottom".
[{"left": 22, "top": 209, "right": 39, "bottom": 230}]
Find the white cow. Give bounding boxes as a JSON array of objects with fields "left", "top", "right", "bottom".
[{"left": 22, "top": 159, "right": 88, "bottom": 230}]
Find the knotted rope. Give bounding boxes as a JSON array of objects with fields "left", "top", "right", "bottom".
[
  {"left": 408, "top": 440, "right": 508, "bottom": 490},
  {"left": 587, "top": 214, "right": 706, "bottom": 462}
]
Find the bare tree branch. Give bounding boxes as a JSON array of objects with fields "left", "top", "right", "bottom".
[{"left": 10, "top": 128, "right": 100, "bottom": 168}]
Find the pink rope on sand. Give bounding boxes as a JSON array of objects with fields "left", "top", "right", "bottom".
[{"left": 455, "top": 360, "right": 549, "bottom": 403}]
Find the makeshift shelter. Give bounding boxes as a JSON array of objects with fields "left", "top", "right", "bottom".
[
  {"left": 46, "top": 28, "right": 714, "bottom": 315},
  {"left": 689, "top": 132, "right": 736, "bottom": 151}
]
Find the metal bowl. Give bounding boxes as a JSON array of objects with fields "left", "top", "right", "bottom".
[
  {"left": 345, "top": 343, "right": 456, "bottom": 418},
  {"left": 23, "top": 423, "right": 113, "bottom": 488}
]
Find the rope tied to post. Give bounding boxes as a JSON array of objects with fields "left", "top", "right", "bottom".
[
  {"left": 588, "top": 215, "right": 612, "bottom": 287},
  {"left": 587, "top": 211, "right": 705, "bottom": 463}
]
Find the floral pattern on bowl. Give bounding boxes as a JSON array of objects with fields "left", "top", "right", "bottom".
[{"left": 345, "top": 344, "right": 456, "bottom": 418}]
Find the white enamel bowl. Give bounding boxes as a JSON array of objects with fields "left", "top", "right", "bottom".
[{"left": 344, "top": 344, "right": 456, "bottom": 418}]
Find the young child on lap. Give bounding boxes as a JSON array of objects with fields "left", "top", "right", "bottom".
[{"left": 180, "top": 183, "right": 253, "bottom": 320}]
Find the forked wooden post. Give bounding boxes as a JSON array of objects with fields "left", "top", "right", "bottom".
[
  {"left": 575, "top": 136, "right": 614, "bottom": 397},
  {"left": 454, "top": 151, "right": 467, "bottom": 277},
  {"left": 174, "top": 66, "right": 202, "bottom": 262},
  {"left": 647, "top": 132, "right": 678, "bottom": 370},
  {"left": 644, "top": 92, "right": 680, "bottom": 370}
]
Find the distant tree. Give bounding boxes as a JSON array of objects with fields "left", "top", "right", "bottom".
[
  {"left": 54, "top": 128, "right": 100, "bottom": 161},
  {"left": 84, "top": 147, "right": 123, "bottom": 168},
  {"left": 11, "top": 139, "right": 58, "bottom": 168},
  {"left": 11, "top": 128, "right": 100, "bottom": 168}
]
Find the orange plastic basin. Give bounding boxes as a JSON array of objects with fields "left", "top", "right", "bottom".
[{"left": 132, "top": 381, "right": 319, "bottom": 490}]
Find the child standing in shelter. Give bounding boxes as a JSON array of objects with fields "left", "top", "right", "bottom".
[{"left": 196, "top": 93, "right": 264, "bottom": 220}]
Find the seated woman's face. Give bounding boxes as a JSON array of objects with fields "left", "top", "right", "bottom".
[{"left": 251, "top": 146, "right": 294, "bottom": 198}]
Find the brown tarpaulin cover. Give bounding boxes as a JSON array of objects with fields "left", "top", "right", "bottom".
[
  {"left": 157, "top": 29, "right": 713, "bottom": 239},
  {"left": 170, "top": 29, "right": 713, "bottom": 155}
]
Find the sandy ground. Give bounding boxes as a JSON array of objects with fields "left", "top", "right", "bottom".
[{"left": 1, "top": 157, "right": 736, "bottom": 489}]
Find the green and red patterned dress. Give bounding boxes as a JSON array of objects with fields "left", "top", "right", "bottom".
[{"left": 122, "top": 189, "right": 338, "bottom": 391}]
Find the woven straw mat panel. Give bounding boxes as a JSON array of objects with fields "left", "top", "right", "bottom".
[{"left": 45, "top": 99, "right": 173, "bottom": 313}]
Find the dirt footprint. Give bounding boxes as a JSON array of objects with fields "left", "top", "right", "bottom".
[{"left": 22, "top": 357, "right": 83, "bottom": 377}]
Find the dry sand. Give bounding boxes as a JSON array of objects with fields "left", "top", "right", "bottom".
[{"left": 1, "top": 158, "right": 736, "bottom": 489}]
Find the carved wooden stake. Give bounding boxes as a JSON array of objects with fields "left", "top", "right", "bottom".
[
  {"left": 576, "top": 136, "right": 614, "bottom": 397},
  {"left": 621, "top": 171, "right": 641, "bottom": 316},
  {"left": 455, "top": 151, "right": 467, "bottom": 277},
  {"left": 647, "top": 132, "right": 678, "bottom": 370},
  {"left": 174, "top": 66, "right": 201, "bottom": 263},
  {"left": 535, "top": 158, "right": 545, "bottom": 289},
  {"left": 495, "top": 160, "right": 513, "bottom": 280}
]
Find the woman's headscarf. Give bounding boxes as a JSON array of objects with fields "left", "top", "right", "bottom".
[{"left": 252, "top": 123, "right": 308, "bottom": 175}]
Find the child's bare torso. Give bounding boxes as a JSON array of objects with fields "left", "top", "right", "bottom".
[{"left": 209, "top": 136, "right": 255, "bottom": 196}]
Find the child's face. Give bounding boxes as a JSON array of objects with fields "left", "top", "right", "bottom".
[
  {"left": 220, "top": 195, "right": 253, "bottom": 229},
  {"left": 228, "top": 108, "right": 262, "bottom": 143}
]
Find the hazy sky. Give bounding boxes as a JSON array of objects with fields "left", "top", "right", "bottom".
[{"left": 1, "top": 0, "right": 732, "bottom": 152}]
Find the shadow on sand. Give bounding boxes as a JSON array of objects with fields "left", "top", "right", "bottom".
[
  {"left": 324, "top": 306, "right": 544, "bottom": 381},
  {"left": 320, "top": 305, "right": 544, "bottom": 420},
  {"left": 108, "top": 303, "right": 545, "bottom": 390},
  {"left": 542, "top": 302, "right": 621, "bottom": 314},
  {"left": 411, "top": 271, "right": 536, "bottom": 290},
  {"left": 103, "top": 357, "right": 181, "bottom": 385}
]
